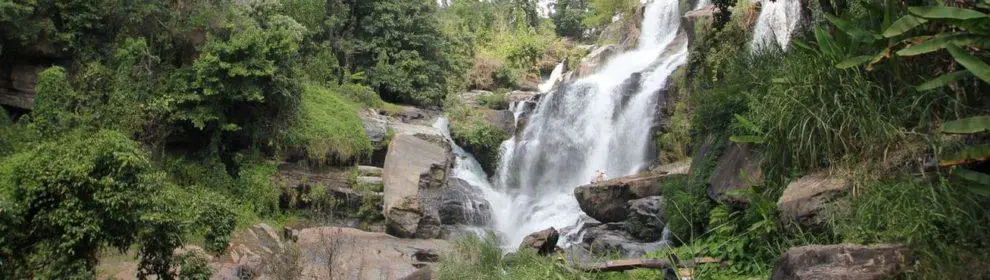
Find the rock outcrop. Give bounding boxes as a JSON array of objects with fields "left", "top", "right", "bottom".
[
  {"left": 213, "top": 225, "right": 450, "bottom": 280},
  {"left": 383, "top": 134, "right": 454, "bottom": 239},
  {"left": 575, "top": 222, "right": 670, "bottom": 258},
  {"left": 777, "top": 172, "right": 850, "bottom": 228},
  {"left": 519, "top": 227, "right": 560, "bottom": 255},
  {"left": 708, "top": 143, "right": 763, "bottom": 203},
  {"left": 625, "top": 196, "right": 666, "bottom": 242},
  {"left": 574, "top": 172, "right": 672, "bottom": 223},
  {"left": 483, "top": 109, "right": 516, "bottom": 136},
  {"left": 440, "top": 178, "right": 492, "bottom": 226},
  {"left": 771, "top": 244, "right": 911, "bottom": 280},
  {"left": 577, "top": 45, "right": 617, "bottom": 78}
]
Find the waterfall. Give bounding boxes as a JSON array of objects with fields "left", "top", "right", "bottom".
[
  {"left": 750, "top": 0, "right": 803, "bottom": 52},
  {"left": 487, "top": 0, "right": 689, "bottom": 250},
  {"left": 538, "top": 62, "right": 566, "bottom": 93}
]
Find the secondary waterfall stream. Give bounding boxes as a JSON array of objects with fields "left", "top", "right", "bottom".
[
  {"left": 750, "top": 0, "right": 803, "bottom": 52},
  {"left": 440, "top": 0, "right": 689, "bottom": 250}
]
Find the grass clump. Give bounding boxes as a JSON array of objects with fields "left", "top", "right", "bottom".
[
  {"left": 287, "top": 84, "right": 373, "bottom": 164},
  {"left": 834, "top": 177, "right": 990, "bottom": 278},
  {"left": 478, "top": 90, "right": 510, "bottom": 110},
  {"left": 436, "top": 235, "right": 635, "bottom": 280}
]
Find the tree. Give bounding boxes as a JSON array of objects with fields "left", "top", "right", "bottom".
[{"left": 553, "top": 0, "right": 588, "bottom": 39}]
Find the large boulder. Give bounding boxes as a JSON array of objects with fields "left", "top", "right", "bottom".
[
  {"left": 625, "top": 196, "right": 666, "bottom": 242},
  {"left": 359, "top": 109, "right": 389, "bottom": 144},
  {"left": 0, "top": 64, "right": 44, "bottom": 109},
  {"left": 574, "top": 173, "right": 670, "bottom": 223},
  {"left": 777, "top": 172, "right": 850, "bottom": 228},
  {"left": 214, "top": 226, "right": 451, "bottom": 280},
  {"left": 440, "top": 178, "right": 493, "bottom": 226},
  {"left": 771, "top": 244, "right": 912, "bottom": 280},
  {"left": 383, "top": 134, "right": 454, "bottom": 239},
  {"left": 708, "top": 143, "right": 763, "bottom": 203},
  {"left": 519, "top": 227, "right": 560, "bottom": 255}
]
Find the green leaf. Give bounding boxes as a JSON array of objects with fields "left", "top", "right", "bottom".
[
  {"left": 836, "top": 55, "right": 873, "bottom": 69},
  {"left": 898, "top": 36, "right": 945, "bottom": 56},
  {"left": 942, "top": 144, "right": 990, "bottom": 166},
  {"left": 734, "top": 114, "right": 762, "bottom": 134},
  {"left": 954, "top": 168, "right": 990, "bottom": 196},
  {"left": 897, "top": 34, "right": 990, "bottom": 57},
  {"left": 814, "top": 27, "right": 841, "bottom": 58},
  {"left": 825, "top": 14, "right": 882, "bottom": 42},
  {"left": 947, "top": 44, "right": 990, "bottom": 83},
  {"left": 916, "top": 70, "right": 970, "bottom": 91},
  {"left": 942, "top": 116, "right": 990, "bottom": 134},
  {"left": 909, "top": 6, "right": 988, "bottom": 20},
  {"left": 729, "top": 135, "right": 765, "bottom": 144},
  {"left": 884, "top": 15, "right": 928, "bottom": 37}
]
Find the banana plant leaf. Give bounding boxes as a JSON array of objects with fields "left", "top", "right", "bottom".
[
  {"left": 916, "top": 70, "right": 971, "bottom": 91},
  {"left": 734, "top": 114, "right": 762, "bottom": 134},
  {"left": 729, "top": 135, "right": 765, "bottom": 144},
  {"left": 884, "top": 15, "right": 928, "bottom": 38},
  {"left": 940, "top": 144, "right": 990, "bottom": 167},
  {"left": 836, "top": 55, "right": 874, "bottom": 69},
  {"left": 947, "top": 44, "right": 990, "bottom": 83},
  {"left": 955, "top": 168, "right": 990, "bottom": 196},
  {"left": 825, "top": 14, "right": 882, "bottom": 42},
  {"left": 942, "top": 116, "right": 990, "bottom": 134},
  {"left": 909, "top": 6, "right": 988, "bottom": 20}
]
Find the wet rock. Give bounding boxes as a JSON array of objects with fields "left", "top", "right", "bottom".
[
  {"left": 577, "top": 45, "right": 617, "bottom": 78},
  {"left": 625, "top": 196, "right": 666, "bottom": 242},
  {"left": 519, "top": 227, "right": 560, "bottom": 255},
  {"left": 708, "top": 143, "right": 763, "bottom": 203},
  {"left": 440, "top": 178, "right": 492, "bottom": 226},
  {"left": 383, "top": 134, "right": 454, "bottom": 239},
  {"left": 777, "top": 172, "right": 850, "bottom": 229},
  {"left": 483, "top": 109, "right": 516, "bottom": 136},
  {"left": 578, "top": 222, "right": 670, "bottom": 258},
  {"left": 771, "top": 244, "right": 911, "bottom": 280},
  {"left": 574, "top": 173, "right": 670, "bottom": 223}
]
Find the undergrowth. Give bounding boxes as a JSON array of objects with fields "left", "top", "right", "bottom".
[{"left": 286, "top": 84, "right": 373, "bottom": 165}]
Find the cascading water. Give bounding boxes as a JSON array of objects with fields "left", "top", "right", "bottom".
[
  {"left": 487, "top": 0, "right": 689, "bottom": 250},
  {"left": 538, "top": 62, "right": 566, "bottom": 93},
  {"left": 750, "top": 0, "right": 803, "bottom": 52}
]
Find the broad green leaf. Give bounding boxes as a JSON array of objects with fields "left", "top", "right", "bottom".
[
  {"left": 947, "top": 44, "right": 990, "bottom": 83},
  {"left": 916, "top": 70, "right": 970, "bottom": 91},
  {"left": 814, "top": 27, "right": 840, "bottom": 58},
  {"left": 884, "top": 15, "right": 928, "bottom": 37},
  {"left": 909, "top": 6, "right": 988, "bottom": 20},
  {"left": 941, "top": 144, "right": 990, "bottom": 166},
  {"left": 954, "top": 168, "right": 990, "bottom": 196},
  {"left": 729, "top": 135, "right": 764, "bottom": 144},
  {"left": 898, "top": 36, "right": 944, "bottom": 56},
  {"left": 942, "top": 115, "right": 990, "bottom": 134},
  {"left": 791, "top": 40, "right": 817, "bottom": 54},
  {"left": 734, "top": 114, "right": 762, "bottom": 134},
  {"left": 825, "top": 14, "right": 882, "bottom": 42},
  {"left": 836, "top": 55, "right": 873, "bottom": 69}
]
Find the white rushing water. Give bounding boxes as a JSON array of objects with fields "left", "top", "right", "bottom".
[
  {"left": 537, "top": 62, "right": 566, "bottom": 93},
  {"left": 485, "top": 0, "right": 689, "bottom": 250},
  {"left": 750, "top": 0, "right": 803, "bottom": 52}
]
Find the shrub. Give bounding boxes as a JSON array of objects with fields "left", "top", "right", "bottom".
[
  {"left": 235, "top": 162, "right": 281, "bottom": 217},
  {"left": 478, "top": 91, "right": 510, "bottom": 110},
  {"left": 469, "top": 56, "right": 505, "bottom": 90},
  {"left": 0, "top": 130, "right": 159, "bottom": 277},
  {"left": 286, "top": 84, "right": 372, "bottom": 164},
  {"left": 450, "top": 116, "right": 509, "bottom": 175}
]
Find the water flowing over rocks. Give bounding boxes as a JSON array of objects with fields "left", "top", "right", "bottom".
[
  {"left": 777, "top": 172, "right": 850, "bottom": 229},
  {"left": 576, "top": 45, "right": 617, "bottom": 78},
  {"left": 440, "top": 177, "right": 492, "bottom": 226},
  {"left": 707, "top": 143, "right": 764, "bottom": 203},
  {"left": 770, "top": 244, "right": 912, "bottom": 280},
  {"left": 573, "top": 222, "right": 670, "bottom": 258},
  {"left": 383, "top": 134, "right": 455, "bottom": 239}
]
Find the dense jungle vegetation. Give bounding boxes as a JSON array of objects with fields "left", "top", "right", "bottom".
[{"left": 1, "top": 0, "right": 989, "bottom": 279}]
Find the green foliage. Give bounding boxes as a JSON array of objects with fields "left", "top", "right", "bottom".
[
  {"left": 478, "top": 91, "right": 510, "bottom": 110},
  {"left": 176, "top": 252, "right": 214, "bottom": 280},
  {"left": 235, "top": 162, "right": 281, "bottom": 217},
  {"left": 0, "top": 131, "right": 160, "bottom": 278},
  {"left": 553, "top": 0, "right": 588, "bottom": 38},
  {"left": 286, "top": 84, "right": 372, "bottom": 164},
  {"left": 31, "top": 67, "right": 78, "bottom": 135},
  {"left": 436, "top": 234, "right": 632, "bottom": 280},
  {"left": 835, "top": 177, "right": 990, "bottom": 277},
  {"left": 584, "top": 0, "right": 637, "bottom": 29},
  {"left": 449, "top": 105, "right": 511, "bottom": 174}
]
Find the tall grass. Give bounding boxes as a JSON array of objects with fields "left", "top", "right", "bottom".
[{"left": 286, "top": 84, "right": 372, "bottom": 164}]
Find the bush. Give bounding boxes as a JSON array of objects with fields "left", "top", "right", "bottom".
[
  {"left": 0, "top": 130, "right": 159, "bottom": 277},
  {"left": 478, "top": 91, "right": 510, "bottom": 110},
  {"left": 286, "top": 84, "right": 372, "bottom": 164},
  {"left": 450, "top": 115, "right": 509, "bottom": 175}
]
